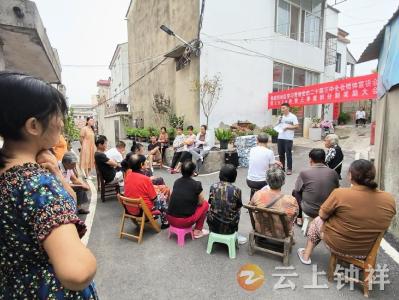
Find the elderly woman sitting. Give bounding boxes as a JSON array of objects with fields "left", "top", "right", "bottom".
[
  {"left": 324, "top": 134, "right": 344, "bottom": 179},
  {"left": 249, "top": 167, "right": 299, "bottom": 238},
  {"left": 297, "top": 159, "right": 396, "bottom": 265}
]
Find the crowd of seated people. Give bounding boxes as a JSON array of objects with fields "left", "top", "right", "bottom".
[{"left": 92, "top": 131, "right": 396, "bottom": 277}]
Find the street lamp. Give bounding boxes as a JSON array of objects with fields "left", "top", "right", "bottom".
[{"left": 160, "top": 25, "right": 193, "bottom": 49}]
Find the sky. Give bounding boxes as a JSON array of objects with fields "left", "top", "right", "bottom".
[{"left": 33, "top": 0, "right": 398, "bottom": 105}]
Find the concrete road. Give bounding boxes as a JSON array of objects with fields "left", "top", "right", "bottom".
[{"left": 87, "top": 146, "right": 398, "bottom": 299}]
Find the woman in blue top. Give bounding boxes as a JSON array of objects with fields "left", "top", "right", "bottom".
[{"left": 0, "top": 72, "right": 98, "bottom": 299}]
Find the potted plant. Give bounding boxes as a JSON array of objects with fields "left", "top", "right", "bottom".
[
  {"left": 264, "top": 127, "right": 279, "bottom": 143},
  {"left": 309, "top": 118, "right": 322, "bottom": 141},
  {"left": 338, "top": 112, "right": 350, "bottom": 125},
  {"left": 126, "top": 127, "right": 139, "bottom": 140},
  {"left": 167, "top": 128, "right": 175, "bottom": 145},
  {"left": 215, "top": 128, "right": 233, "bottom": 150},
  {"left": 137, "top": 128, "right": 150, "bottom": 142}
]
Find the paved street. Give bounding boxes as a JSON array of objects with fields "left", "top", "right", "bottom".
[{"left": 87, "top": 146, "right": 398, "bottom": 299}]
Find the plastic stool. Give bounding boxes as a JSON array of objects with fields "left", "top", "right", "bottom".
[
  {"left": 168, "top": 225, "right": 194, "bottom": 247},
  {"left": 206, "top": 232, "right": 237, "bottom": 259}
]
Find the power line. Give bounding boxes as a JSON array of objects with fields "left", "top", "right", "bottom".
[
  {"left": 92, "top": 57, "right": 169, "bottom": 109},
  {"left": 202, "top": 17, "right": 386, "bottom": 46},
  {"left": 62, "top": 51, "right": 171, "bottom": 68}
]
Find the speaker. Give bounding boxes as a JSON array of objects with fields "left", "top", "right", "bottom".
[{"left": 224, "top": 151, "right": 239, "bottom": 167}]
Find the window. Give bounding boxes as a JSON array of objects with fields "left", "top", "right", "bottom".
[
  {"left": 273, "top": 62, "right": 319, "bottom": 91},
  {"left": 275, "top": 0, "right": 323, "bottom": 47},
  {"left": 336, "top": 53, "right": 342, "bottom": 73},
  {"left": 325, "top": 33, "right": 337, "bottom": 66}
]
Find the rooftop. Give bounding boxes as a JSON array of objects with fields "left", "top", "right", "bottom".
[{"left": 358, "top": 6, "right": 399, "bottom": 63}]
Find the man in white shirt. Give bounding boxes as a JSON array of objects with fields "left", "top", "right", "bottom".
[
  {"left": 355, "top": 107, "right": 366, "bottom": 127},
  {"left": 277, "top": 103, "right": 299, "bottom": 175},
  {"left": 247, "top": 133, "right": 282, "bottom": 198},
  {"left": 105, "top": 141, "right": 126, "bottom": 164}
]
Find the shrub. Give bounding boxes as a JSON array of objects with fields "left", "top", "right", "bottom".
[
  {"left": 338, "top": 112, "right": 350, "bottom": 124},
  {"left": 263, "top": 126, "right": 278, "bottom": 137},
  {"left": 215, "top": 128, "right": 233, "bottom": 141}
]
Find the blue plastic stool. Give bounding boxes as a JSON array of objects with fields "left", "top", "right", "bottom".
[{"left": 206, "top": 232, "right": 237, "bottom": 259}]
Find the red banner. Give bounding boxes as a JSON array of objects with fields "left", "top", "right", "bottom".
[{"left": 268, "top": 73, "right": 377, "bottom": 109}]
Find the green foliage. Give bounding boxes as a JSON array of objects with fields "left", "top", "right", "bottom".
[
  {"left": 64, "top": 108, "right": 80, "bottom": 142},
  {"left": 338, "top": 112, "right": 350, "bottom": 124},
  {"left": 148, "top": 126, "right": 160, "bottom": 137},
  {"left": 214, "top": 128, "right": 233, "bottom": 141},
  {"left": 137, "top": 128, "right": 150, "bottom": 138},
  {"left": 263, "top": 127, "right": 278, "bottom": 137},
  {"left": 168, "top": 113, "right": 185, "bottom": 128},
  {"left": 167, "top": 128, "right": 176, "bottom": 140},
  {"left": 126, "top": 127, "right": 139, "bottom": 137},
  {"left": 248, "top": 123, "right": 256, "bottom": 131}
]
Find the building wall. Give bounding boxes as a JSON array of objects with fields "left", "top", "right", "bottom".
[
  {"left": 200, "top": 0, "right": 325, "bottom": 129},
  {"left": 103, "top": 113, "right": 131, "bottom": 148},
  {"left": 126, "top": 0, "right": 200, "bottom": 128},
  {"left": 96, "top": 85, "right": 110, "bottom": 135},
  {"left": 374, "top": 88, "right": 399, "bottom": 236},
  {"left": 0, "top": 0, "right": 61, "bottom": 82},
  {"left": 110, "top": 43, "right": 129, "bottom": 105}
]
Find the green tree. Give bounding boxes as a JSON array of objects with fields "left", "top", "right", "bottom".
[{"left": 64, "top": 108, "right": 80, "bottom": 142}]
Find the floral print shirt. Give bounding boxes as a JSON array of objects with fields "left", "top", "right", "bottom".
[
  {"left": 0, "top": 163, "right": 98, "bottom": 299},
  {"left": 207, "top": 182, "right": 242, "bottom": 234}
]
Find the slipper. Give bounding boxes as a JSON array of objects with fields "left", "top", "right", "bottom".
[
  {"left": 194, "top": 229, "right": 209, "bottom": 239},
  {"left": 297, "top": 248, "right": 311, "bottom": 265}
]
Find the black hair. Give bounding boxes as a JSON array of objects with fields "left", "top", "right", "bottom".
[
  {"left": 257, "top": 133, "right": 269, "bottom": 144},
  {"left": 219, "top": 164, "right": 237, "bottom": 183},
  {"left": 130, "top": 141, "right": 143, "bottom": 153},
  {"left": 176, "top": 126, "right": 183, "bottom": 131},
  {"left": 181, "top": 161, "right": 196, "bottom": 178},
  {"left": 201, "top": 125, "right": 207, "bottom": 131},
  {"left": 116, "top": 141, "right": 126, "bottom": 148},
  {"left": 0, "top": 72, "right": 68, "bottom": 168},
  {"left": 281, "top": 102, "right": 290, "bottom": 108},
  {"left": 349, "top": 159, "right": 378, "bottom": 189},
  {"left": 128, "top": 154, "right": 145, "bottom": 171},
  {"left": 161, "top": 126, "right": 167, "bottom": 131},
  {"left": 309, "top": 148, "right": 326, "bottom": 164},
  {"left": 187, "top": 125, "right": 194, "bottom": 131},
  {"left": 95, "top": 135, "right": 107, "bottom": 147}
]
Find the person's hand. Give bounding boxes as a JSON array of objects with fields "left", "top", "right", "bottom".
[
  {"left": 36, "top": 150, "right": 61, "bottom": 177},
  {"left": 275, "top": 161, "right": 283, "bottom": 168}
]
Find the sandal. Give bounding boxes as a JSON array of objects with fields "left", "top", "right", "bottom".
[
  {"left": 193, "top": 229, "right": 209, "bottom": 239},
  {"left": 297, "top": 248, "right": 311, "bottom": 265}
]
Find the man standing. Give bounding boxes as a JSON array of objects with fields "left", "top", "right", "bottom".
[
  {"left": 276, "top": 103, "right": 299, "bottom": 175},
  {"left": 247, "top": 133, "right": 282, "bottom": 198}
]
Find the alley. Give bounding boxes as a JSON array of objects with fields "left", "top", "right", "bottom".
[{"left": 88, "top": 147, "right": 398, "bottom": 299}]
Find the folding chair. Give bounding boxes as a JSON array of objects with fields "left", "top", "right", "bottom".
[
  {"left": 327, "top": 231, "right": 385, "bottom": 298},
  {"left": 117, "top": 194, "right": 161, "bottom": 244},
  {"left": 95, "top": 163, "right": 120, "bottom": 202},
  {"left": 244, "top": 204, "right": 294, "bottom": 266}
]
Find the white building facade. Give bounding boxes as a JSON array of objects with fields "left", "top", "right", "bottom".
[
  {"left": 200, "top": 0, "right": 352, "bottom": 130},
  {"left": 109, "top": 43, "right": 130, "bottom": 106}
]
